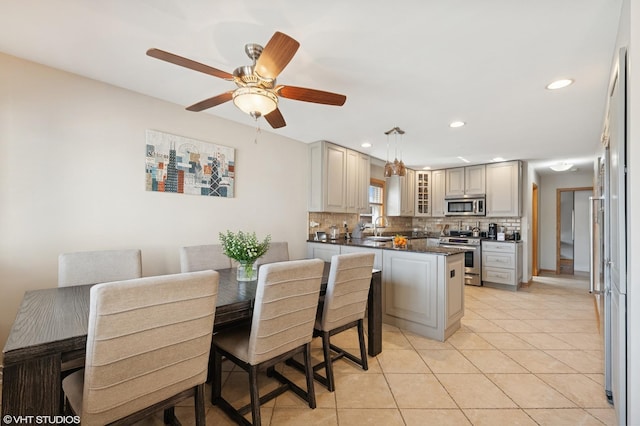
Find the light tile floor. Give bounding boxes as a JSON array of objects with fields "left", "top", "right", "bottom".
[{"left": 0, "top": 273, "right": 618, "bottom": 425}]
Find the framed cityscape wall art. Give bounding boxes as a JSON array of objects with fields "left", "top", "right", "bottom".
[{"left": 145, "top": 130, "right": 235, "bottom": 198}]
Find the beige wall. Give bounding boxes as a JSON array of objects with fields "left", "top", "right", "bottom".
[{"left": 0, "top": 53, "right": 310, "bottom": 352}]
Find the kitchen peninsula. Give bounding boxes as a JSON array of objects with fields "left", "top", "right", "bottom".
[{"left": 307, "top": 238, "right": 466, "bottom": 341}]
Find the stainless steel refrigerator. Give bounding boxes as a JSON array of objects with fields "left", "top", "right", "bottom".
[{"left": 594, "top": 46, "right": 628, "bottom": 425}]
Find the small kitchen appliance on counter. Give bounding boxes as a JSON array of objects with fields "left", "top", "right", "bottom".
[
  {"left": 488, "top": 223, "right": 497, "bottom": 239},
  {"left": 329, "top": 225, "right": 340, "bottom": 240}
]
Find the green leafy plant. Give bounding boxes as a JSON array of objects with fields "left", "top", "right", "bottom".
[{"left": 219, "top": 230, "right": 271, "bottom": 263}]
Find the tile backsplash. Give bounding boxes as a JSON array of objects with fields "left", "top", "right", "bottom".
[
  {"left": 412, "top": 217, "right": 522, "bottom": 235},
  {"left": 308, "top": 212, "right": 521, "bottom": 238}
]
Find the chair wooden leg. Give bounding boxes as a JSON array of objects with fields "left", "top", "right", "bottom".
[
  {"left": 321, "top": 332, "right": 335, "bottom": 392},
  {"left": 163, "top": 407, "right": 179, "bottom": 426},
  {"left": 357, "top": 319, "right": 369, "bottom": 370},
  {"left": 211, "top": 349, "right": 223, "bottom": 405},
  {"left": 303, "top": 342, "right": 317, "bottom": 408},
  {"left": 249, "top": 365, "right": 262, "bottom": 425},
  {"left": 194, "top": 383, "right": 206, "bottom": 426}
]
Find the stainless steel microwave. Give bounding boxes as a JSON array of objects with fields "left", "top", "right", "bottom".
[{"left": 445, "top": 197, "right": 485, "bottom": 216}]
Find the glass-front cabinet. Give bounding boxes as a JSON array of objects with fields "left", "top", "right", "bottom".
[{"left": 415, "top": 171, "right": 431, "bottom": 216}]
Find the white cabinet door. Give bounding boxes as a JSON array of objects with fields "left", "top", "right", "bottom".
[
  {"left": 486, "top": 161, "right": 521, "bottom": 217},
  {"left": 356, "top": 152, "right": 371, "bottom": 214},
  {"left": 325, "top": 143, "right": 347, "bottom": 212},
  {"left": 339, "top": 245, "right": 383, "bottom": 271},
  {"left": 465, "top": 164, "right": 486, "bottom": 195},
  {"left": 446, "top": 253, "right": 465, "bottom": 327},
  {"left": 345, "top": 149, "right": 359, "bottom": 213},
  {"left": 431, "top": 170, "right": 446, "bottom": 217},
  {"left": 306, "top": 242, "right": 340, "bottom": 262},
  {"left": 383, "top": 250, "right": 438, "bottom": 328},
  {"left": 402, "top": 169, "right": 415, "bottom": 216},
  {"left": 445, "top": 167, "right": 465, "bottom": 197}
]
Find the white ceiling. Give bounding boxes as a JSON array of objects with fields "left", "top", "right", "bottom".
[{"left": 0, "top": 0, "right": 623, "bottom": 174}]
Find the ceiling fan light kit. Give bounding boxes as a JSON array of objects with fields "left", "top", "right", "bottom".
[
  {"left": 232, "top": 87, "right": 278, "bottom": 118},
  {"left": 146, "top": 31, "right": 346, "bottom": 129}
]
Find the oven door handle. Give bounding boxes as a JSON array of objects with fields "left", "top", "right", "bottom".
[{"left": 439, "top": 244, "right": 476, "bottom": 250}]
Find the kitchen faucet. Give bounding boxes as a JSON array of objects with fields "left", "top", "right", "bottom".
[{"left": 374, "top": 216, "right": 388, "bottom": 237}]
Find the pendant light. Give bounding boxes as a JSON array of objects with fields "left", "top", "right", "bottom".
[
  {"left": 384, "top": 132, "right": 393, "bottom": 177},
  {"left": 384, "top": 126, "right": 406, "bottom": 177}
]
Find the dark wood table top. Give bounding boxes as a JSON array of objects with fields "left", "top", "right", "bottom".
[{"left": 2, "top": 263, "right": 359, "bottom": 364}]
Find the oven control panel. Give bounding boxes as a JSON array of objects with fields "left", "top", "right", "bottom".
[{"left": 439, "top": 237, "right": 481, "bottom": 246}]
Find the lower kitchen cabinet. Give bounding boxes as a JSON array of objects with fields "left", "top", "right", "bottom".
[
  {"left": 306, "top": 242, "right": 341, "bottom": 262},
  {"left": 482, "top": 241, "right": 523, "bottom": 289},
  {"left": 307, "top": 242, "right": 465, "bottom": 341},
  {"left": 339, "top": 245, "right": 383, "bottom": 270},
  {"left": 382, "top": 250, "right": 464, "bottom": 341}
]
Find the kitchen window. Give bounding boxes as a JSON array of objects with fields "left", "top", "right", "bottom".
[{"left": 365, "top": 178, "right": 385, "bottom": 220}]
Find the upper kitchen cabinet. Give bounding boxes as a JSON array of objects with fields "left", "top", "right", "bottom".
[
  {"left": 431, "top": 169, "right": 446, "bottom": 217},
  {"left": 403, "top": 169, "right": 416, "bottom": 216},
  {"left": 309, "top": 141, "right": 370, "bottom": 213},
  {"left": 386, "top": 169, "right": 415, "bottom": 216},
  {"left": 346, "top": 149, "right": 371, "bottom": 214},
  {"left": 445, "top": 165, "right": 486, "bottom": 197},
  {"left": 415, "top": 171, "right": 431, "bottom": 216},
  {"left": 485, "top": 160, "right": 522, "bottom": 217}
]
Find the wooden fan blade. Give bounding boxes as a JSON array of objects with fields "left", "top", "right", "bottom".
[
  {"left": 278, "top": 86, "right": 346, "bottom": 106},
  {"left": 186, "top": 91, "right": 234, "bottom": 112},
  {"left": 146, "top": 48, "right": 233, "bottom": 80},
  {"left": 264, "top": 108, "right": 286, "bottom": 129},
  {"left": 254, "top": 32, "right": 300, "bottom": 80}
]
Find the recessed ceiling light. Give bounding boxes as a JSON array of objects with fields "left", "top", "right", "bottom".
[
  {"left": 492, "top": 157, "right": 505, "bottom": 162},
  {"left": 457, "top": 156, "right": 471, "bottom": 163},
  {"left": 546, "top": 79, "right": 574, "bottom": 90},
  {"left": 361, "top": 142, "right": 372, "bottom": 148},
  {"left": 549, "top": 162, "right": 574, "bottom": 172},
  {"left": 449, "top": 121, "right": 465, "bottom": 128},
  {"left": 422, "top": 166, "right": 432, "bottom": 170}
]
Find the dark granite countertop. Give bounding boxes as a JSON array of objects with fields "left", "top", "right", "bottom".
[{"left": 307, "top": 238, "right": 469, "bottom": 256}]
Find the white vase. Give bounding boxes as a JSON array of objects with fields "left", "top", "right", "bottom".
[{"left": 237, "top": 261, "right": 258, "bottom": 281}]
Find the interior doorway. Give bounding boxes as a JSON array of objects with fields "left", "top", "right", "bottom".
[{"left": 556, "top": 187, "right": 592, "bottom": 275}]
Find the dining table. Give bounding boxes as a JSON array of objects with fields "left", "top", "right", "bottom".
[{"left": 1, "top": 263, "right": 381, "bottom": 421}]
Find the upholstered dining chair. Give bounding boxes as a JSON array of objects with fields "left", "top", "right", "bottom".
[
  {"left": 255, "top": 241, "right": 289, "bottom": 266},
  {"left": 61, "top": 270, "right": 219, "bottom": 426},
  {"left": 180, "top": 243, "right": 232, "bottom": 272},
  {"left": 57, "top": 249, "right": 144, "bottom": 383},
  {"left": 290, "top": 252, "right": 374, "bottom": 392},
  {"left": 210, "top": 258, "right": 325, "bottom": 426},
  {"left": 58, "top": 249, "right": 142, "bottom": 287}
]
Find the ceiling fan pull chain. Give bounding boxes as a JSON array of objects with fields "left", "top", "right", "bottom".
[{"left": 254, "top": 120, "right": 262, "bottom": 144}]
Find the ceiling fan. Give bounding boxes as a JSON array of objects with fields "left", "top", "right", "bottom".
[{"left": 146, "top": 31, "right": 346, "bottom": 129}]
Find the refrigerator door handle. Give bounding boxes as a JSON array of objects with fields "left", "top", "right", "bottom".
[{"left": 589, "top": 196, "right": 604, "bottom": 293}]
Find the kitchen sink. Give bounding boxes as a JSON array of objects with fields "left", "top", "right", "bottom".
[{"left": 365, "top": 236, "right": 394, "bottom": 241}]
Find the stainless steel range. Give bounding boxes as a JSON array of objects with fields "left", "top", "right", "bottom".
[{"left": 438, "top": 236, "right": 482, "bottom": 286}]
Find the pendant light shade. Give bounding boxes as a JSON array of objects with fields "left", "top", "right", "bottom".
[{"left": 384, "top": 126, "right": 406, "bottom": 177}]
